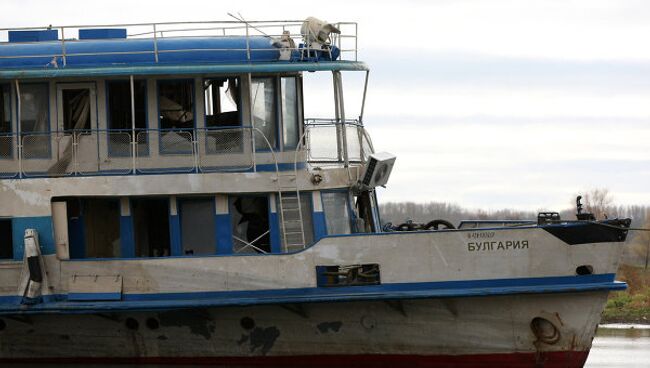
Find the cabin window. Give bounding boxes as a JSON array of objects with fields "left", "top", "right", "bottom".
[
  {"left": 251, "top": 78, "right": 277, "bottom": 149},
  {"left": 61, "top": 89, "right": 91, "bottom": 131},
  {"left": 277, "top": 193, "right": 314, "bottom": 252},
  {"left": 0, "top": 85, "right": 11, "bottom": 158},
  {"left": 230, "top": 195, "right": 270, "bottom": 253},
  {"left": 322, "top": 192, "right": 351, "bottom": 235},
  {"left": 133, "top": 198, "right": 171, "bottom": 257},
  {"left": 107, "top": 80, "right": 147, "bottom": 156},
  {"left": 0, "top": 219, "right": 13, "bottom": 259},
  {"left": 19, "top": 83, "right": 49, "bottom": 134},
  {"left": 204, "top": 77, "right": 241, "bottom": 128},
  {"left": 180, "top": 198, "right": 216, "bottom": 255},
  {"left": 281, "top": 77, "right": 300, "bottom": 149},
  {"left": 353, "top": 191, "right": 376, "bottom": 233},
  {"left": 158, "top": 80, "right": 194, "bottom": 153},
  {"left": 81, "top": 198, "right": 121, "bottom": 258},
  {"left": 19, "top": 84, "right": 50, "bottom": 158}
]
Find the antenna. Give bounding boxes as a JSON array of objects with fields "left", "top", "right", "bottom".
[{"left": 228, "top": 12, "right": 270, "bottom": 37}]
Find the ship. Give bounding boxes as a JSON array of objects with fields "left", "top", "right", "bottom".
[{"left": 0, "top": 17, "right": 632, "bottom": 367}]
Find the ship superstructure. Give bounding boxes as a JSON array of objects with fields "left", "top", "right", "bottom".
[{"left": 0, "top": 19, "right": 631, "bottom": 367}]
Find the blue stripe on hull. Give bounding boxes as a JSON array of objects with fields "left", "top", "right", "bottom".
[{"left": 0, "top": 273, "right": 624, "bottom": 315}]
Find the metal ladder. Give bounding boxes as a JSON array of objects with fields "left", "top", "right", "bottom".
[{"left": 277, "top": 172, "right": 306, "bottom": 250}]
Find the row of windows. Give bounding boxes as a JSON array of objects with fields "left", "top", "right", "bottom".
[{"left": 0, "top": 76, "right": 302, "bottom": 152}]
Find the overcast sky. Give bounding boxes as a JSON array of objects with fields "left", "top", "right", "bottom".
[{"left": 3, "top": 0, "right": 649, "bottom": 211}]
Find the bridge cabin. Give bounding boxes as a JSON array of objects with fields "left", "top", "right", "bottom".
[{"left": 0, "top": 20, "right": 378, "bottom": 265}]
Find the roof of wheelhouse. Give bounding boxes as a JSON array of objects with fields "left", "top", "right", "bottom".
[{"left": 0, "top": 20, "right": 368, "bottom": 79}]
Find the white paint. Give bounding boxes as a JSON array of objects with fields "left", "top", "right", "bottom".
[
  {"left": 119, "top": 197, "right": 130, "bottom": 217},
  {"left": 215, "top": 194, "right": 228, "bottom": 215},
  {"left": 169, "top": 196, "right": 178, "bottom": 216}
]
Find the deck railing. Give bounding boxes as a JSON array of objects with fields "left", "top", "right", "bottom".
[
  {"left": 0, "top": 121, "right": 370, "bottom": 179},
  {"left": 0, "top": 19, "right": 359, "bottom": 66}
]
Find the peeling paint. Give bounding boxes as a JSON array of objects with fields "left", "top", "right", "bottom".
[
  {"left": 317, "top": 321, "right": 342, "bottom": 333},
  {"left": 237, "top": 325, "right": 280, "bottom": 355},
  {"left": 158, "top": 310, "right": 214, "bottom": 340}
]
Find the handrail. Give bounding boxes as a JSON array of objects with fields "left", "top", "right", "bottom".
[
  {"left": 0, "top": 121, "right": 371, "bottom": 178},
  {"left": 0, "top": 19, "right": 359, "bottom": 65}
]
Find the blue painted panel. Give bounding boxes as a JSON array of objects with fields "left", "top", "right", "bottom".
[
  {"left": 119, "top": 215, "right": 135, "bottom": 258},
  {"left": 0, "top": 273, "right": 625, "bottom": 315},
  {"left": 215, "top": 214, "right": 232, "bottom": 255},
  {"left": 0, "top": 61, "right": 369, "bottom": 80},
  {"left": 312, "top": 211, "right": 327, "bottom": 241},
  {"left": 9, "top": 30, "right": 58, "bottom": 43},
  {"left": 269, "top": 211, "right": 281, "bottom": 254},
  {"left": 0, "top": 36, "right": 278, "bottom": 69},
  {"left": 11, "top": 216, "right": 54, "bottom": 260},
  {"left": 68, "top": 215, "right": 85, "bottom": 259},
  {"left": 68, "top": 292, "right": 121, "bottom": 301},
  {"left": 169, "top": 214, "right": 182, "bottom": 256},
  {"left": 79, "top": 29, "right": 127, "bottom": 40}
]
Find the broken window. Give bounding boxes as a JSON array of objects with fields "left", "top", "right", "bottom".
[
  {"left": 61, "top": 89, "right": 91, "bottom": 131},
  {"left": 251, "top": 78, "right": 277, "bottom": 149},
  {"left": 180, "top": 198, "right": 216, "bottom": 255},
  {"left": 107, "top": 80, "right": 147, "bottom": 156},
  {"left": 0, "top": 219, "right": 13, "bottom": 259},
  {"left": 353, "top": 190, "right": 376, "bottom": 233},
  {"left": 158, "top": 80, "right": 194, "bottom": 130},
  {"left": 132, "top": 198, "right": 171, "bottom": 257},
  {"left": 158, "top": 80, "right": 194, "bottom": 154},
  {"left": 204, "top": 77, "right": 240, "bottom": 128},
  {"left": 230, "top": 195, "right": 270, "bottom": 253},
  {"left": 322, "top": 192, "right": 351, "bottom": 235}
]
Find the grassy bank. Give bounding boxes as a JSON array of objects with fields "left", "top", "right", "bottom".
[{"left": 602, "top": 265, "right": 650, "bottom": 324}]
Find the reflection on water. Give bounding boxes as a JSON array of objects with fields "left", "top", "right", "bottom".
[{"left": 586, "top": 326, "right": 650, "bottom": 368}]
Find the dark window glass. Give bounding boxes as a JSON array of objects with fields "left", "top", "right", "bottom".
[
  {"left": 158, "top": 80, "right": 194, "bottom": 130},
  {"left": 108, "top": 80, "right": 146, "bottom": 131}
]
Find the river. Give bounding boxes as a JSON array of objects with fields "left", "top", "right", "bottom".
[{"left": 586, "top": 324, "right": 650, "bottom": 368}]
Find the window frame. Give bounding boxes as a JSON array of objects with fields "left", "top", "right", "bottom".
[
  {"left": 105, "top": 79, "right": 149, "bottom": 157},
  {"left": 156, "top": 79, "right": 196, "bottom": 155}
]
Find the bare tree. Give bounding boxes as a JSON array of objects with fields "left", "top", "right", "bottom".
[{"left": 577, "top": 188, "right": 615, "bottom": 219}]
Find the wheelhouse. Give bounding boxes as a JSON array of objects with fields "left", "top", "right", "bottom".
[{"left": 0, "top": 20, "right": 379, "bottom": 262}]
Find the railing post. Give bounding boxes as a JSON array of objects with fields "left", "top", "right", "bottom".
[
  {"left": 129, "top": 75, "right": 137, "bottom": 174},
  {"left": 152, "top": 24, "right": 159, "bottom": 63},
  {"left": 60, "top": 27, "right": 67, "bottom": 67},
  {"left": 14, "top": 79, "right": 22, "bottom": 178},
  {"left": 247, "top": 73, "right": 256, "bottom": 171},
  {"left": 332, "top": 71, "right": 348, "bottom": 167},
  {"left": 245, "top": 22, "right": 251, "bottom": 61}
]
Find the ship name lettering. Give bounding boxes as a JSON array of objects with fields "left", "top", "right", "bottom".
[{"left": 467, "top": 240, "right": 529, "bottom": 252}]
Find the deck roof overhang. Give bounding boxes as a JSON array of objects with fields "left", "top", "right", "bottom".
[{"left": 0, "top": 60, "right": 369, "bottom": 80}]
